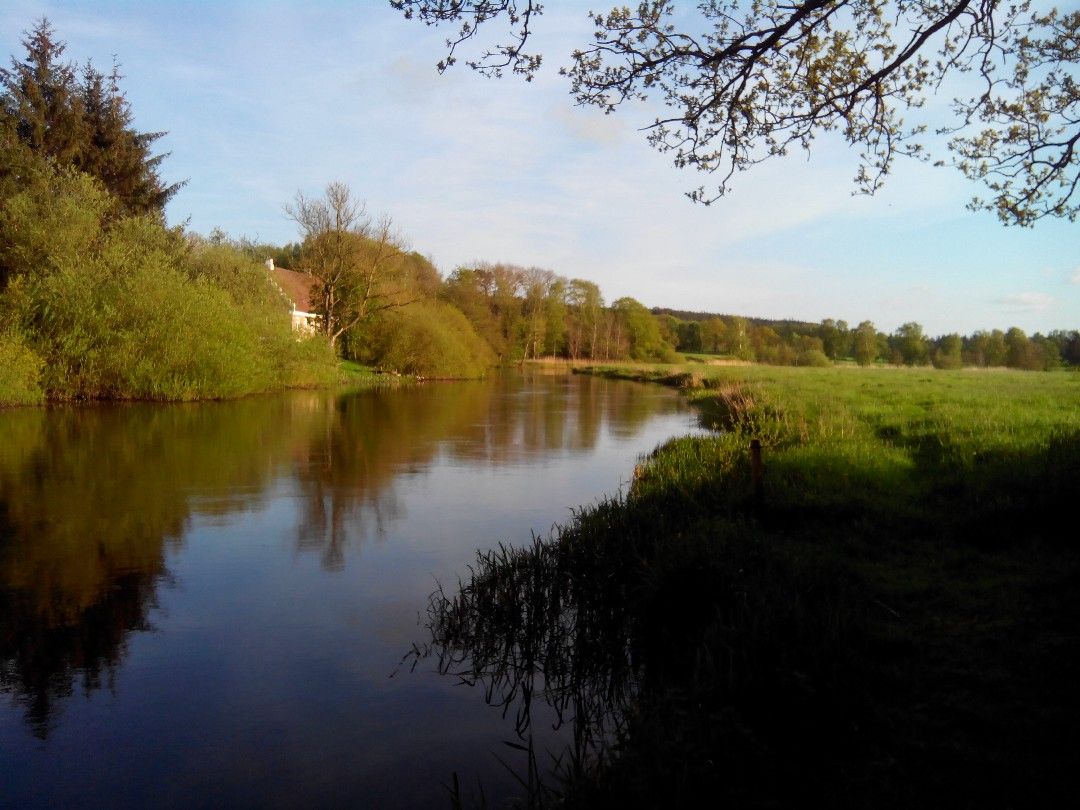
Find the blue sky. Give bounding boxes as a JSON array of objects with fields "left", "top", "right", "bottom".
[{"left": 2, "top": 0, "right": 1077, "bottom": 336}]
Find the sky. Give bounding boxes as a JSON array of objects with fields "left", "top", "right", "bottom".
[{"left": 2, "top": 0, "right": 1077, "bottom": 336}]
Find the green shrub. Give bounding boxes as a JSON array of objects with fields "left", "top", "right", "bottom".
[
  {"left": 1, "top": 159, "right": 337, "bottom": 401},
  {"left": 0, "top": 164, "right": 112, "bottom": 286},
  {"left": 797, "top": 347, "right": 831, "bottom": 367},
  {"left": 23, "top": 222, "right": 271, "bottom": 399},
  {"left": 0, "top": 330, "right": 43, "bottom": 406},
  {"left": 373, "top": 301, "right": 495, "bottom": 378}
]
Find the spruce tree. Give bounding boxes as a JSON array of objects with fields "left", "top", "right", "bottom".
[
  {"left": 0, "top": 19, "right": 86, "bottom": 166},
  {"left": 0, "top": 18, "right": 182, "bottom": 217}
]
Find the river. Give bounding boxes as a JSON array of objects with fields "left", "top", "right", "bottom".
[{"left": 0, "top": 371, "right": 702, "bottom": 808}]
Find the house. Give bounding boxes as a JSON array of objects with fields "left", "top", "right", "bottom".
[{"left": 266, "top": 259, "right": 318, "bottom": 333}]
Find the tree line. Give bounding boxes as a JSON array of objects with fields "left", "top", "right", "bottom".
[
  {"left": 262, "top": 185, "right": 1078, "bottom": 375},
  {"left": 650, "top": 311, "right": 1079, "bottom": 371},
  {"left": 2, "top": 17, "right": 1074, "bottom": 407}
]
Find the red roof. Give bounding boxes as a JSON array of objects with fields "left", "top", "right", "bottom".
[{"left": 272, "top": 267, "right": 316, "bottom": 313}]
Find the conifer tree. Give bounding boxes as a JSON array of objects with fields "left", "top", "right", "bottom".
[
  {"left": 0, "top": 18, "right": 182, "bottom": 217},
  {"left": 0, "top": 19, "right": 86, "bottom": 166}
]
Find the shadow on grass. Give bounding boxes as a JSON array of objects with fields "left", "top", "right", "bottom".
[{"left": 410, "top": 426, "right": 1080, "bottom": 807}]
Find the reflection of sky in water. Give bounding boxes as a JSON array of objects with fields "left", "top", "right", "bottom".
[{"left": 0, "top": 373, "right": 703, "bottom": 808}]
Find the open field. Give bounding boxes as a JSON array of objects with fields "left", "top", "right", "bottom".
[{"left": 420, "top": 363, "right": 1080, "bottom": 807}]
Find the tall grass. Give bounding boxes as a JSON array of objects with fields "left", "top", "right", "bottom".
[{"left": 416, "top": 363, "right": 1080, "bottom": 807}]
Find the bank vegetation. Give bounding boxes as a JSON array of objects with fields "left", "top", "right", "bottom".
[{"left": 412, "top": 363, "right": 1080, "bottom": 807}]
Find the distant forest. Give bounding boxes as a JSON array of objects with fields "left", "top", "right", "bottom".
[
  {"left": 651, "top": 308, "right": 1080, "bottom": 370},
  {"left": 261, "top": 233, "right": 1079, "bottom": 373}
]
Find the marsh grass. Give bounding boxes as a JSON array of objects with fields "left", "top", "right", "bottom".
[{"left": 416, "top": 364, "right": 1080, "bottom": 807}]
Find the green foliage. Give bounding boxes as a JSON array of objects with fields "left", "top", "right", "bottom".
[
  {"left": 891, "top": 321, "right": 931, "bottom": 366},
  {"left": 369, "top": 300, "right": 495, "bottom": 378},
  {"left": 185, "top": 239, "right": 288, "bottom": 314},
  {"left": 24, "top": 219, "right": 269, "bottom": 399},
  {"left": 0, "top": 158, "right": 336, "bottom": 401},
  {"left": 933, "top": 333, "right": 964, "bottom": 369},
  {"left": 613, "top": 297, "right": 678, "bottom": 362},
  {"left": 796, "top": 347, "right": 831, "bottom": 367},
  {"left": 0, "top": 330, "right": 43, "bottom": 406},
  {"left": 0, "top": 158, "right": 112, "bottom": 287}
]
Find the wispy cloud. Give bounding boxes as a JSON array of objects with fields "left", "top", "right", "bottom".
[
  {"left": 1069, "top": 267, "right": 1080, "bottom": 285},
  {"left": 996, "top": 292, "right": 1054, "bottom": 311}
]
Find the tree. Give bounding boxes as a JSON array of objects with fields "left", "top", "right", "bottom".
[
  {"left": 933, "top": 333, "right": 964, "bottom": 369},
  {"left": 1002, "top": 325, "right": 1049, "bottom": 369},
  {"left": 520, "top": 266, "right": 554, "bottom": 360},
  {"left": 726, "top": 316, "right": 754, "bottom": 360},
  {"left": 853, "top": 320, "right": 881, "bottom": 365},
  {"left": 286, "top": 182, "right": 413, "bottom": 350},
  {"left": 544, "top": 276, "right": 568, "bottom": 356},
  {"left": 566, "top": 278, "right": 603, "bottom": 359},
  {"left": 676, "top": 319, "right": 704, "bottom": 353},
  {"left": 0, "top": 19, "right": 181, "bottom": 216},
  {"left": 819, "top": 319, "right": 852, "bottom": 360},
  {"left": 967, "top": 328, "right": 1008, "bottom": 366},
  {"left": 613, "top": 297, "right": 677, "bottom": 361},
  {"left": 891, "top": 322, "right": 930, "bottom": 365},
  {"left": 701, "top": 317, "right": 727, "bottom": 354},
  {"left": 393, "top": 1, "right": 1080, "bottom": 225}
]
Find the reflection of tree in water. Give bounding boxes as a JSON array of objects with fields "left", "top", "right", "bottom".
[
  {"left": 437, "top": 372, "right": 669, "bottom": 464},
  {"left": 0, "top": 564, "right": 164, "bottom": 739},
  {"left": 0, "top": 398, "right": 321, "bottom": 737},
  {"left": 291, "top": 386, "right": 488, "bottom": 569},
  {"left": 291, "top": 374, "right": 673, "bottom": 569},
  {"left": 0, "top": 374, "right": 680, "bottom": 736}
]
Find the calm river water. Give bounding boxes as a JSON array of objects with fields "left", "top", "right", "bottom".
[{"left": 0, "top": 371, "right": 702, "bottom": 808}]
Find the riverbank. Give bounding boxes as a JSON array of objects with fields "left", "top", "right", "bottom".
[
  {"left": 0, "top": 356, "right": 407, "bottom": 409},
  {"left": 422, "top": 362, "right": 1080, "bottom": 807}
]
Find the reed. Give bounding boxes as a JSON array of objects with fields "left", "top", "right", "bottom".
[{"left": 416, "top": 363, "right": 1080, "bottom": 806}]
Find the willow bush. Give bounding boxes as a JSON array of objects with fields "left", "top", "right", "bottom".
[
  {"left": 0, "top": 330, "right": 43, "bottom": 406},
  {"left": 0, "top": 159, "right": 336, "bottom": 401},
  {"left": 368, "top": 301, "right": 495, "bottom": 379}
]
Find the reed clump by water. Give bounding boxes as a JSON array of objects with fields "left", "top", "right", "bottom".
[{"left": 415, "top": 364, "right": 1080, "bottom": 808}]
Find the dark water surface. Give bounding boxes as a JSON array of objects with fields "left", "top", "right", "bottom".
[{"left": 0, "top": 371, "right": 701, "bottom": 808}]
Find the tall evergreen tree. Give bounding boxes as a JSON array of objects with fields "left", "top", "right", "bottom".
[
  {"left": 0, "top": 18, "right": 182, "bottom": 217},
  {"left": 0, "top": 19, "right": 86, "bottom": 165}
]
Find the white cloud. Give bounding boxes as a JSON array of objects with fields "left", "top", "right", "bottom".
[
  {"left": 996, "top": 292, "right": 1054, "bottom": 311},
  {"left": 1069, "top": 267, "right": 1080, "bottom": 285},
  {"left": 551, "top": 104, "right": 625, "bottom": 147}
]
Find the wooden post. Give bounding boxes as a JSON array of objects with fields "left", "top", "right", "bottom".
[{"left": 750, "top": 438, "right": 763, "bottom": 501}]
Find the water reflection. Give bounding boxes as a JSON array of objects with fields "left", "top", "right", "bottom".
[
  {"left": 0, "top": 399, "right": 303, "bottom": 736},
  {"left": 0, "top": 373, "right": 687, "bottom": 742},
  {"left": 405, "top": 528, "right": 640, "bottom": 799}
]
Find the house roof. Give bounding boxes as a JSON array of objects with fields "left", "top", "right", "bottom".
[{"left": 272, "top": 267, "right": 316, "bottom": 314}]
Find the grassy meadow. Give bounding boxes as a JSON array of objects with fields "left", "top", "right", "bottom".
[{"left": 418, "top": 362, "right": 1080, "bottom": 807}]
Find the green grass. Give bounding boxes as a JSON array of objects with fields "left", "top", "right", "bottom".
[
  {"left": 417, "top": 363, "right": 1080, "bottom": 808},
  {"left": 337, "top": 358, "right": 413, "bottom": 388}
]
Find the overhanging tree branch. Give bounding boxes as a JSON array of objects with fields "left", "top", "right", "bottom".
[{"left": 391, "top": 0, "right": 1080, "bottom": 225}]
